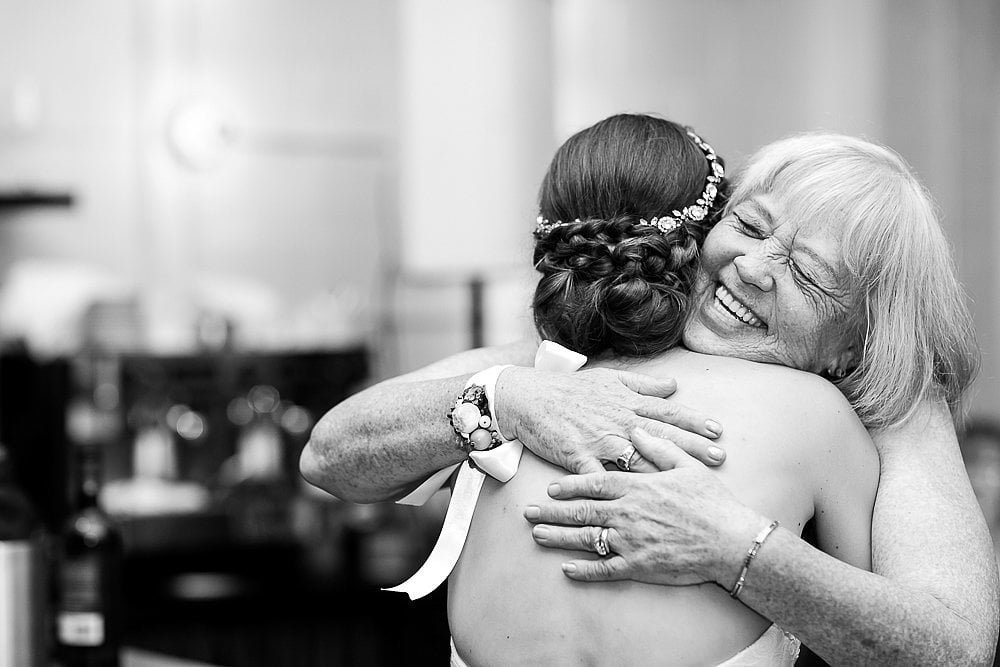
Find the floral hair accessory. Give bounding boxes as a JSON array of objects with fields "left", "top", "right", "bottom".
[{"left": 534, "top": 128, "right": 724, "bottom": 237}]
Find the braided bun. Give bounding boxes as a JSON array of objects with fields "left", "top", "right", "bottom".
[{"left": 531, "top": 115, "right": 728, "bottom": 358}]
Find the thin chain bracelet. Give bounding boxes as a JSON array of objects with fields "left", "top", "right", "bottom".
[{"left": 730, "top": 520, "right": 780, "bottom": 599}]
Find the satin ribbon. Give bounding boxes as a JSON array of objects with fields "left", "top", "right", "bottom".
[{"left": 384, "top": 340, "right": 587, "bottom": 600}]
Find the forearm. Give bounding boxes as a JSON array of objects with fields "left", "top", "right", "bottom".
[
  {"left": 736, "top": 398, "right": 999, "bottom": 665},
  {"left": 301, "top": 375, "right": 471, "bottom": 503},
  {"left": 736, "top": 527, "right": 997, "bottom": 665},
  {"left": 300, "top": 340, "right": 537, "bottom": 503}
]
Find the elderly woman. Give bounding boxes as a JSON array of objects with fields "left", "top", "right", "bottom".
[{"left": 301, "top": 130, "right": 998, "bottom": 664}]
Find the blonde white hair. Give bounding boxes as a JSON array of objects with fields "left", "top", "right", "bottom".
[{"left": 730, "top": 133, "right": 978, "bottom": 430}]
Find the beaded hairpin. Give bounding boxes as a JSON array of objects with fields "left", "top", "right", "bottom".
[{"left": 534, "top": 128, "right": 725, "bottom": 237}]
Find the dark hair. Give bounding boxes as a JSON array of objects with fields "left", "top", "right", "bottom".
[{"left": 532, "top": 114, "right": 728, "bottom": 357}]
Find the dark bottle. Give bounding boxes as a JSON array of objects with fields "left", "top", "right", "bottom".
[
  {"left": 54, "top": 445, "right": 122, "bottom": 667},
  {"left": 0, "top": 443, "right": 39, "bottom": 540}
]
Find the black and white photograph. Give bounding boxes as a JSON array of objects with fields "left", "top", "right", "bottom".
[{"left": 1, "top": 1, "right": 999, "bottom": 665}]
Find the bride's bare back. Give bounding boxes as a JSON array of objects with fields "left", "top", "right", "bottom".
[{"left": 449, "top": 348, "right": 877, "bottom": 666}]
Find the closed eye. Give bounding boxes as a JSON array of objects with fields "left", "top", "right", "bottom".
[
  {"left": 733, "top": 213, "right": 766, "bottom": 239},
  {"left": 789, "top": 260, "right": 818, "bottom": 286},
  {"left": 789, "top": 258, "right": 839, "bottom": 300}
]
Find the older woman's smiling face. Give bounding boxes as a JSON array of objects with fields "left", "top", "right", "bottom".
[{"left": 683, "top": 193, "right": 858, "bottom": 374}]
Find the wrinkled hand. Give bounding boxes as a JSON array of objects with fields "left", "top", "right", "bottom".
[
  {"left": 523, "top": 430, "right": 759, "bottom": 587},
  {"left": 495, "top": 366, "right": 725, "bottom": 475}
]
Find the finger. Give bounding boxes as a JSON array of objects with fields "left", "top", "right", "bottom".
[
  {"left": 604, "top": 438, "right": 658, "bottom": 474},
  {"left": 615, "top": 370, "right": 677, "bottom": 398},
  {"left": 636, "top": 396, "right": 723, "bottom": 439},
  {"left": 561, "top": 555, "right": 629, "bottom": 582},
  {"left": 547, "top": 472, "right": 623, "bottom": 500},
  {"left": 523, "top": 498, "right": 612, "bottom": 526},
  {"left": 631, "top": 428, "right": 706, "bottom": 471},
  {"left": 621, "top": 448, "right": 658, "bottom": 474},
  {"left": 575, "top": 456, "right": 611, "bottom": 475},
  {"left": 636, "top": 419, "right": 725, "bottom": 466},
  {"left": 530, "top": 524, "right": 604, "bottom": 554},
  {"left": 600, "top": 435, "right": 655, "bottom": 473}
]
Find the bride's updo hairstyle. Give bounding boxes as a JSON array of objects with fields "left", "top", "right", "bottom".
[{"left": 532, "top": 114, "right": 728, "bottom": 357}]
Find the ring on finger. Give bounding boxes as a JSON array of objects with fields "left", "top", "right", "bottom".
[
  {"left": 594, "top": 526, "right": 610, "bottom": 557},
  {"left": 616, "top": 444, "right": 638, "bottom": 472}
]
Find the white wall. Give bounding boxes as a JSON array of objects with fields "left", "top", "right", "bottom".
[
  {"left": 554, "top": 0, "right": 886, "bottom": 160},
  {"left": 390, "top": 0, "right": 553, "bottom": 372},
  {"left": 0, "top": 0, "right": 142, "bottom": 276},
  {"left": 0, "top": 0, "right": 397, "bottom": 350}
]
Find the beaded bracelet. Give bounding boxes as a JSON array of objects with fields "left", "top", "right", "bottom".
[
  {"left": 448, "top": 365, "right": 512, "bottom": 454},
  {"left": 729, "top": 520, "right": 780, "bottom": 599}
]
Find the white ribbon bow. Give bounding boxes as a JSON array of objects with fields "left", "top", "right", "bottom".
[{"left": 383, "top": 340, "right": 587, "bottom": 600}]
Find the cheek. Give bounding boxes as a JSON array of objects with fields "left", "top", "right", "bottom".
[
  {"left": 785, "top": 308, "right": 825, "bottom": 341},
  {"left": 699, "top": 228, "right": 733, "bottom": 273},
  {"left": 767, "top": 293, "right": 826, "bottom": 360},
  {"left": 778, "top": 303, "right": 848, "bottom": 368}
]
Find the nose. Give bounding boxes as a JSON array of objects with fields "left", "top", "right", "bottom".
[{"left": 733, "top": 253, "right": 775, "bottom": 292}]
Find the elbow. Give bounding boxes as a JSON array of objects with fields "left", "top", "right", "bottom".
[
  {"left": 886, "top": 624, "right": 997, "bottom": 666},
  {"left": 973, "top": 605, "right": 1000, "bottom": 666},
  {"left": 299, "top": 426, "right": 386, "bottom": 504},
  {"left": 944, "top": 603, "right": 999, "bottom": 666},
  {"left": 298, "top": 424, "right": 357, "bottom": 503},
  {"left": 934, "top": 594, "right": 999, "bottom": 666},
  {"left": 299, "top": 439, "right": 332, "bottom": 493},
  {"left": 950, "top": 631, "right": 997, "bottom": 667},
  {"left": 969, "top": 573, "right": 1000, "bottom": 666},
  {"left": 972, "top": 643, "right": 998, "bottom": 667}
]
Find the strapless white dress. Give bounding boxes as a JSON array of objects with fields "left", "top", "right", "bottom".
[{"left": 449, "top": 624, "right": 800, "bottom": 666}]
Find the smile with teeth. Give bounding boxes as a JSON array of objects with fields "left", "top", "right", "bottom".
[{"left": 714, "top": 284, "right": 764, "bottom": 328}]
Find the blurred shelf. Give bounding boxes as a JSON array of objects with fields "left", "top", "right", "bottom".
[{"left": 0, "top": 189, "right": 75, "bottom": 210}]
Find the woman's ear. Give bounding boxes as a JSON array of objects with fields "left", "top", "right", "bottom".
[{"left": 825, "top": 344, "right": 859, "bottom": 380}]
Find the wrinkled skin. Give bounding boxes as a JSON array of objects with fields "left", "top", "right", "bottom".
[{"left": 685, "top": 194, "right": 857, "bottom": 375}]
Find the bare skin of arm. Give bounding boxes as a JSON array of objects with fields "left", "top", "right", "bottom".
[
  {"left": 300, "top": 339, "right": 725, "bottom": 503},
  {"left": 301, "top": 340, "right": 537, "bottom": 503},
  {"left": 735, "top": 398, "right": 999, "bottom": 665},
  {"left": 532, "top": 396, "right": 1000, "bottom": 665}
]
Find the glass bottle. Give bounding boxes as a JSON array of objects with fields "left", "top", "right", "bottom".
[{"left": 54, "top": 445, "right": 122, "bottom": 667}]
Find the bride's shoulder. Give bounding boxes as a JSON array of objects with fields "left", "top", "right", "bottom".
[
  {"left": 651, "top": 350, "right": 870, "bottom": 442},
  {"left": 653, "top": 350, "right": 844, "bottom": 396}
]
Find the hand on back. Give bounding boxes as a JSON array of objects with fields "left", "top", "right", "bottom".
[
  {"left": 495, "top": 366, "right": 726, "bottom": 474},
  {"left": 522, "top": 430, "right": 756, "bottom": 587}
]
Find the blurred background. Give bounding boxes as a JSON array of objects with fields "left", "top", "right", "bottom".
[{"left": 0, "top": 0, "right": 998, "bottom": 665}]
